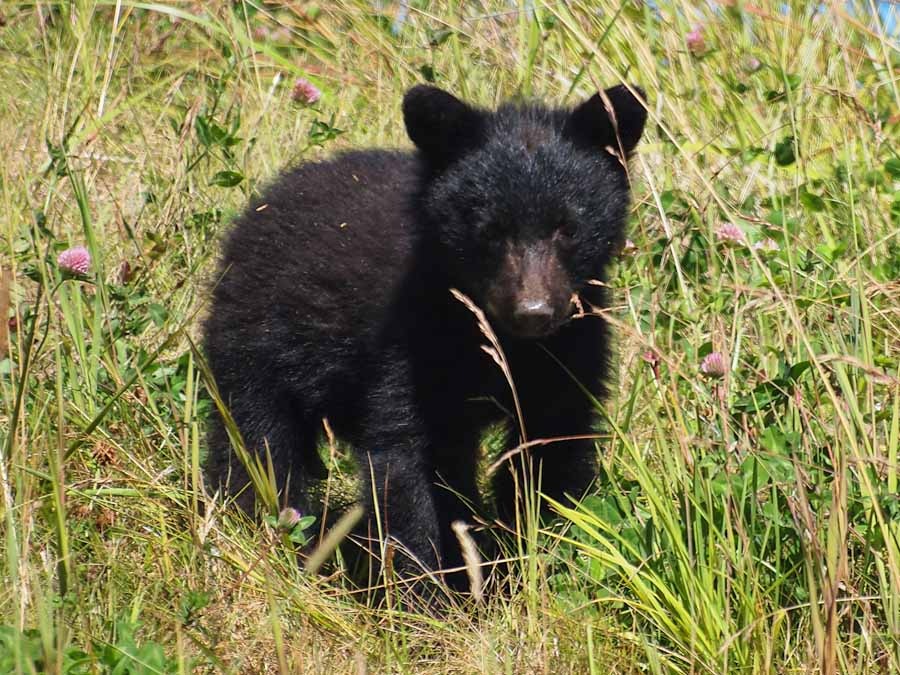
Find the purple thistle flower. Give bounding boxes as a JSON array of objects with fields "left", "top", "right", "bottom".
[
  {"left": 686, "top": 25, "right": 706, "bottom": 55},
  {"left": 58, "top": 246, "right": 91, "bottom": 275},
  {"left": 700, "top": 351, "right": 728, "bottom": 378},
  {"left": 271, "top": 27, "right": 292, "bottom": 44},
  {"left": 277, "top": 507, "right": 302, "bottom": 530},
  {"left": 715, "top": 222, "right": 747, "bottom": 247},
  {"left": 641, "top": 349, "right": 659, "bottom": 366},
  {"left": 291, "top": 77, "right": 321, "bottom": 105},
  {"left": 115, "top": 260, "right": 133, "bottom": 285},
  {"left": 642, "top": 349, "right": 661, "bottom": 379}
]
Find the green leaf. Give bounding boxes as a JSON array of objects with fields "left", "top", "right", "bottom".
[
  {"left": 766, "top": 209, "right": 785, "bottom": 226},
  {"left": 580, "top": 494, "right": 626, "bottom": 528},
  {"left": 759, "top": 426, "right": 789, "bottom": 454},
  {"left": 732, "top": 379, "right": 789, "bottom": 413},
  {"left": 783, "top": 72, "right": 801, "bottom": 90},
  {"left": 788, "top": 360, "right": 811, "bottom": 381},
  {"left": 194, "top": 115, "right": 212, "bottom": 146},
  {"left": 816, "top": 240, "right": 847, "bottom": 263},
  {"left": 759, "top": 454, "right": 795, "bottom": 484},
  {"left": 865, "top": 169, "right": 886, "bottom": 188},
  {"left": 209, "top": 170, "right": 244, "bottom": 188},
  {"left": 308, "top": 116, "right": 345, "bottom": 146},
  {"left": 774, "top": 136, "right": 796, "bottom": 166},
  {"left": 758, "top": 428, "right": 800, "bottom": 469},
  {"left": 426, "top": 27, "right": 453, "bottom": 47},
  {"left": 195, "top": 115, "right": 229, "bottom": 147},
  {"left": 148, "top": 303, "right": 168, "bottom": 327},
  {"left": 418, "top": 64, "right": 437, "bottom": 82},
  {"left": 799, "top": 189, "right": 825, "bottom": 212},
  {"left": 885, "top": 157, "right": 900, "bottom": 179}
]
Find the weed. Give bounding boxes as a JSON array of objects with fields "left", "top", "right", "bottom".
[{"left": 0, "top": 1, "right": 897, "bottom": 672}]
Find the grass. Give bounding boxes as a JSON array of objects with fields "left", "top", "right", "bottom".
[{"left": 1, "top": 0, "right": 899, "bottom": 672}]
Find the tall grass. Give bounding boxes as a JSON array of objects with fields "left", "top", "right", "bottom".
[{"left": 1, "top": 1, "right": 898, "bottom": 672}]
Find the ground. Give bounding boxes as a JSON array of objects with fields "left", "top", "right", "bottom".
[{"left": 0, "top": 2, "right": 899, "bottom": 673}]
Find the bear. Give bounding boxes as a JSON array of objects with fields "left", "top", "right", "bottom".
[{"left": 203, "top": 83, "right": 647, "bottom": 594}]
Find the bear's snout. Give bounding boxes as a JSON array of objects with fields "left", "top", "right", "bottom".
[
  {"left": 512, "top": 297, "right": 556, "bottom": 337},
  {"left": 486, "top": 240, "right": 574, "bottom": 338}
]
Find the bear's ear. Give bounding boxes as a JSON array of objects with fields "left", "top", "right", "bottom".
[
  {"left": 563, "top": 84, "right": 647, "bottom": 157},
  {"left": 403, "top": 85, "right": 486, "bottom": 166}
]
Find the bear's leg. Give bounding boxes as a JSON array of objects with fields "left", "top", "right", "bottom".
[
  {"left": 431, "top": 437, "right": 485, "bottom": 592},
  {"left": 360, "top": 450, "right": 441, "bottom": 570},
  {"left": 206, "top": 387, "right": 327, "bottom": 514},
  {"left": 493, "top": 390, "right": 599, "bottom": 526},
  {"left": 353, "top": 354, "right": 445, "bottom": 598}
]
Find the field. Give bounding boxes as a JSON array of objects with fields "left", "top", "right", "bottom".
[{"left": 1, "top": 1, "right": 899, "bottom": 673}]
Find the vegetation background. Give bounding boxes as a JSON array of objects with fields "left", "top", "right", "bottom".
[{"left": 1, "top": 0, "right": 899, "bottom": 672}]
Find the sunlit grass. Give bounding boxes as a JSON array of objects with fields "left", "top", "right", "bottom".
[{"left": 0, "top": 1, "right": 898, "bottom": 672}]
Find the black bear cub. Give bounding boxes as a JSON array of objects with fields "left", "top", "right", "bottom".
[{"left": 204, "top": 84, "right": 646, "bottom": 590}]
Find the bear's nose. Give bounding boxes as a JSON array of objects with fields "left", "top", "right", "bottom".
[{"left": 513, "top": 299, "right": 554, "bottom": 335}]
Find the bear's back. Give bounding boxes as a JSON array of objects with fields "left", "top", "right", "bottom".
[{"left": 205, "top": 150, "right": 419, "bottom": 409}]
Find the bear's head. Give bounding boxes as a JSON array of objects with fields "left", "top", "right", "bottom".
[{"left": 404, "top": 84, "right": 646, "bottom": 339}]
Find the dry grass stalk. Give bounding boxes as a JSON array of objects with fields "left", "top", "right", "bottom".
[
  {"left": 451, "top": 519, "right": 484, "bottom": 603},
  {"left": 0, "top": 267, "right": 9, "bottom": 359},
  {"left": 450, "top": 288, "right": 527, "bottom": 444}
]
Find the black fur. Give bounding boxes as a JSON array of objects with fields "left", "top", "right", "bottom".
[{"left": 204, "top": 84, "right": 647, "bottom": 590}]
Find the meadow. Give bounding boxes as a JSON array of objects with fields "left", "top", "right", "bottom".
[{"left": 1, "top": 1, "right": 899, "bottom": 672}]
